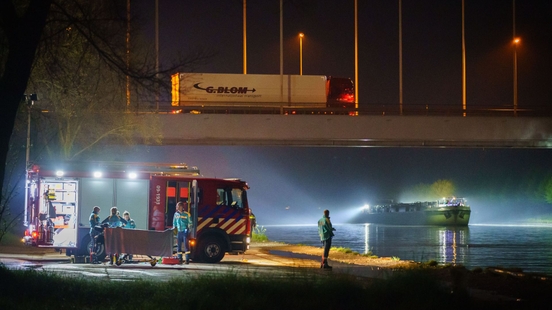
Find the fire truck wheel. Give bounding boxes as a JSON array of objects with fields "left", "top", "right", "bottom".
[
  {"left": 88, "top": 239, "right": 106, "bottom": 262},
  {"left": 200, "top": 236, "right": 225, "bottom": 263},
  {"left": 77, "top": 235, "right": 91, "bottom": 256}
]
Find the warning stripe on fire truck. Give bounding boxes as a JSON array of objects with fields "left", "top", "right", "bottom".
[{"left": 197, "top": 204, "right": 246, "bottom": 235}]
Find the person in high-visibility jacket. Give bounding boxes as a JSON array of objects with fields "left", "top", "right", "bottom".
[
  {"left": 89, "top": 206, "right": 101, "bottom": 264},
  {"left": 318, "top": 209, "right": 336, "bottom": 269},
  {"left": 123, "top": 211, "right": 136, "bottom": 229},
  {"left": 89, "top": 206, "right": 101, "bottom": 237},
  {"left": 173, "top": 202, "right": 191, "bottom": 264},
  {"left": 123, "top": 210, "right": 136, "bottom": 261},
  {"left": 249, "top": 212, "right": 257, "bottom": 235},
  {"left": 101, "top": 207, "right": 128, "bottom": 265},
  {"left": 101, "top": 206, "right": 127, "bottom": 228}
]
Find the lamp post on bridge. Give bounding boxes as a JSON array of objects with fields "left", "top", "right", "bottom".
[
  {"left": 299, "top": 33, "right": 304, "bottom": 75},
  {"left": 513, "top": 37, "right": 520, "bottom": 116},
  {"left": 512, "top": 0, "right": 518, "bottom": 116}
]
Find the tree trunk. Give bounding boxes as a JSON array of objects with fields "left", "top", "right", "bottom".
[{"left": 0, "top": 0, "right": 53, "bottom": 200}]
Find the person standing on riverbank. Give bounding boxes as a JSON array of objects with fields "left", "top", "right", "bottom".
[{"left": 318, "top": 209, "right": 336, "bottom": 269}]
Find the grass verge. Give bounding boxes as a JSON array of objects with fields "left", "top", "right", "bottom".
[
  {"left": 332, "top": 246, "right": 378, "bottom": 258},
  {"left": 251, "top": 225, "right": 268, "bottom": 242},
  {"left": 0, "top": 265, "right": 476, "bottom": 310}
]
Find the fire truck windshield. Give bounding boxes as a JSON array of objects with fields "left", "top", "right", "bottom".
[{"left": 216, "top": 187, "right": 246, "bottom": 209}]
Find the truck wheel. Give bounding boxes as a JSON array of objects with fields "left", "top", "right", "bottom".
[
  {"left": 199, "top": 237, "right": 225, "bottom": 263},
  {"left": 78, "top": 234, "right": 91, "bottom": 256},
  {"left": 88, "top": 238, "right": 106, "bottom": 262}
]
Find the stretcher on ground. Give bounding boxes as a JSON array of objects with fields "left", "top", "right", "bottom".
[{"left": 104, "top": 227, "right": 174, "bottom": 266}]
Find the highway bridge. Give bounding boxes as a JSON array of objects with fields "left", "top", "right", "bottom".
[{"left": 157, "top": 105, "right": 552, "bottom": 148}]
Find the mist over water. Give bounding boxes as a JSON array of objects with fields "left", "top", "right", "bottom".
[
  {"left": 121, "top": 146, "right": 551, "bottom": 226},
  {"left": 264, "top": 224, "right": 552, "bottom": 275}
]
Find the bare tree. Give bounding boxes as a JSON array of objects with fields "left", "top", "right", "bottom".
[
  {"left": 0, "top": 101, "right": 28, "bottom": 243},
  {"left": 0, "top": 1, "right": 53, "bottom": 215},
  {"left": 404, "top": 179, "right": 456, "bottom": 201},
  {"left": 0, "top": 0, "right": 213, "bottom": 238},
  {"left": 0, "top": 155, "right": 24, "bottom": 243},
  {"left": 28, "top": 18, "right": 163, "bottom": 160}
]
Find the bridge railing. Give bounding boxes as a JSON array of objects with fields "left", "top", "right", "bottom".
[{"left": 144, "top": 104, "right": 552, "bottom": 117}]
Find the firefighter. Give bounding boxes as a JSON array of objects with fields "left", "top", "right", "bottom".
[
  {"left": 89, "top": 206, "right": 101, "bottom": 263},
  {"left": 249, "top": 212, "right": 257, "bottom": 235},
  {"left": 101, "top": 206, "right": 128, "bottom": 228},
  {"left": 123, "top": 211, "right": 136, "bottom": 229},
  {"left": 123, "top": 210, "right": 136, "bottom": 261},
  {"left": 101, "top": 207, "right": 128, "bottom": 264},
  {"left": 173, "top": 201, "right": 191, "bottom": 264},
  {"left": 89, "top": 206, "right": 101, "bottom": 237},
  {"left": 318, "top": 209, "right": 336, "bottom": 269}
]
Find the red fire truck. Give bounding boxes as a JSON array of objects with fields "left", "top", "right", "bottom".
[{"left": 22, "top": 162, "right": 252, "bottom": 263}]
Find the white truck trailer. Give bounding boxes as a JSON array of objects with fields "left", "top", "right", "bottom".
[{"left": 171, "top": 73, "right": 354, "bottom": 108}]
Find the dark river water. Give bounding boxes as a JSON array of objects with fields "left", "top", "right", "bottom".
[{"left": 263, "top": 223, "right": 552, "bottom": 275}]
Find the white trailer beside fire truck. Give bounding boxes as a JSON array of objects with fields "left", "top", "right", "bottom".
[{"left": 23, "top": 162, "right": 252, "bottom": 263}]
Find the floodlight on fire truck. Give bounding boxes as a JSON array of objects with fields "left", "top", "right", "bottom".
[
  {"left": 55, "top": 170, "right": 64, "bottom": 177},
  {"left": 170, "top": 164, "right": 188, "bottom": 169},
  {"left": 93, "top": 171, "right": 103, "bottom": 178},
  {"left": 128, "top": 172, "right": 137, "bottom": 179}
]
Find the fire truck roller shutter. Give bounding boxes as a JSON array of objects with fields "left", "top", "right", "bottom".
[
  {"left": 115, "top": 179, "right": 148, "bottom": 230},
  {"left": 80, "top": 178, "right": 148, "bottom": 230}
]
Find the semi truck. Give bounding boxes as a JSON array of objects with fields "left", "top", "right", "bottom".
[
  {"left": 22, "top": 162, "right": 252, "bottom": 263},
  {"left": 171, "top": 73, "right": 355, "bottom": 108}
]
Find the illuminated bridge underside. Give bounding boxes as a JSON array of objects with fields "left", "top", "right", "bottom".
[{"left": 158, "top": 114, "right": 552, "bottom": 148}]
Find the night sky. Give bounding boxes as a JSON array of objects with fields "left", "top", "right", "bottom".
[
  {"left": 136, "top": 0, "right": 552, "bottom": 107},
  {"left": 121, "top": 1, "right": 552, "bottom": 225}
]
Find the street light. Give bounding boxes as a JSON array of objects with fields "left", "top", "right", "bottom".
[
  {"left": 23, "top": 93, "right": 37, "bottom": 227},
  {"left": 24, "top": 94, "right": 37, "bottom": 170},
  {"left": 513, "top": 37, "right": 520, "bottom": 116},
  {"left": 299, "top": 33, "right": 304, "bottom": 75}
]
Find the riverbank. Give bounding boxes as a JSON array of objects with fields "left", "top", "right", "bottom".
[
  {"left": 252, "top": 241, "right": 414, "bottom": 268},
  {"left": 2, "top": 238, "right": 551, "bottom": 307},
  {"left": 251, "top": 240, "right": 552, "bottom": 307}
]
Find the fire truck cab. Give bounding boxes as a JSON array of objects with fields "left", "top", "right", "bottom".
[{"left": 23, "top": 162, "right": 252, "bottom": 263}]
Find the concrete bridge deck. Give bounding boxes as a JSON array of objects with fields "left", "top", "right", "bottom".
[{"left": 158, "top": 114, "right": 552, "bottom": 148}]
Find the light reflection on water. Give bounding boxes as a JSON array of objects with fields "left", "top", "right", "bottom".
[{"left": 263, "top": 223, "right": 552, "bottom": 275}]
